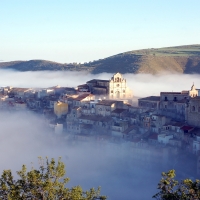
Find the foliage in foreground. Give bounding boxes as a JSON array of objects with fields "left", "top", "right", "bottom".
[
  {"left": 0, "top": 157, "right": 106, "bottom": 200},
  {"left": 153, "top": 169, "right": 200, "bottom": 200}
]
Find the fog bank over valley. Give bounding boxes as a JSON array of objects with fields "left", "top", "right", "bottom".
[
  {"left": 0, "top": 111, "right": 164, "bottom": 199},
  {"left": 1, "top": 111, "right": 194, "bottom": 199},
  {"left": 1, "top": 69, "right": 200, "bottom": 97}
]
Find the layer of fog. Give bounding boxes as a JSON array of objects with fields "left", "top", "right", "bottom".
[
  {"left": 0, "top": 70, "right": 199, "bottom": 199},
  {"left": 0, "top": 111, "right": 167, "bottom": 200},
  {"left": 0, "top": 111, "right": 196, "bottom": 199},
  {"left": 1, "top": 69, "right": 200, "bottom": 97}
]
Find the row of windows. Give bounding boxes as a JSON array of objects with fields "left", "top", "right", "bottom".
[
  {"left": 110, "top": 90, "right": 125, "bottom": 93},
  {"left": 164, "top": 96, "right": 187, "bottom": 101},
  {"left": 191, "top": 106, "right": 200, "bottom": 112}
]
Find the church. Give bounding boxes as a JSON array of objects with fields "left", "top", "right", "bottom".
[{"left": 83, "top": 72, "right": 133, "bottom": 99}]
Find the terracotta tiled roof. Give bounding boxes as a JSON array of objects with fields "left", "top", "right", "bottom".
[{"left": 181, "top": 126, "right": 194, "bottom": 131}]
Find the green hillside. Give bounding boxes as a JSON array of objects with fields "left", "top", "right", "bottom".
[
  {"left": 83, "top": 44, "right": 200, "bottom": 74},
  {"left": 1, "top": 45, "right": 200, "bottom": 74}
]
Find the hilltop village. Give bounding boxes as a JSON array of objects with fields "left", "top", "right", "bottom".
[{"left": 1, "top": 72, "right": 200, "bottom": 174}]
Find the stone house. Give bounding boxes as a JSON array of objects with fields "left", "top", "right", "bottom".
[
  {"left": 67, "top": 122, "right": 81, "bottom": 134},
  {"left": 158, "top": 134, "right": 173, "bottom": 144},
  {"left": 10, "top": 88, "right": 31, "bottom": 99},
  {"left": 67, "top": 106, "right": 82, "bottom": 122},
  {"left": 151, "top": 114, "right": 171, "bottom": 133},
  {"left": 79, "top": 115, "right": 112, "bottom": 130},
  {"left": 111, "top": 120, "right": 129, "bottom": 137},
  {"left": 121, "top": 112, "right": 138, "bottom": 125},
  {"left": 122, "top": 125, "right": 139, "bottom": 139},
  {"left": 138, "top": 96, "right": 160, "bottom": 110},
  {"left": 191, "top": 128, "right": 200, "bottom": 154},
  {"left": 95, "top": 100, "right": 124, "bottom": 116},
  {"left": 111, "top": 108, "right": 127, "bottom": 118},
  {"left": 54, "top": 101, "right": 68, "bottom": 118},
  {"left": 187, "top": 97, "right": 200, "bottom": 127}
]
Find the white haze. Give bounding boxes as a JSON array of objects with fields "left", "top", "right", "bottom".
[
  {"left": 0, "top": 69, "right": 199, "bottom": 199},
  {"left": 0, "top": 111, "right": 165, "bottom": 200},
  {"left": 1, "top": 70, "right": 200, "bottom": 97}
]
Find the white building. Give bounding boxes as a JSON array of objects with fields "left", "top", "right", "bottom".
[{"left": 158, "top": 134, "right": 173, "bottom": 145}]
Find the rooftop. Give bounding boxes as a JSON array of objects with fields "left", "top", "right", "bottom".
[
  {"left": 138, "top": 96, "right": 160, "bottom": 101},
  {"left": 160, "top": 92, "right": 181, "bottom": 94},
  {"left": 172, "top": 122, "right": 185, "bottom": 127},
  {"left": 180, "top": 125, "right": 194, "bottom": 131},
  {"left": 87, "top": 79, "right": 109, "bottom": 83},
  {"left": 96, "top": 100, "right": 117, "bottom": 106},
  {"left": 11, "top": 88, "right": 30, "bottom": 92},
  {"left": 77, "top": 84, "right": 89, "bottom": 88},
  {"left": 75, "top": 94, "right": 94, "bottom": 101}
]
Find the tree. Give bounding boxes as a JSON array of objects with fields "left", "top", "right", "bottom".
[
  {"left": 0, "top": 157, "right": 106, "bottom": 200},
  {"left": 153, "top": 169, "right": 200, "bottom": 200}
]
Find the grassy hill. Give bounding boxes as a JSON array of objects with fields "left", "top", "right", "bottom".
[
  {"left": 1, "top": 45, "right": 200, "bottom": 74},
  {"left": 0, "top": 60, "right": 92, "bottom": 72},
  {"left": 83, "top": 44, "right": 200, "bottom": 74}
]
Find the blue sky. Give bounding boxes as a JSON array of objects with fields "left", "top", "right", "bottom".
[{"left": 0, "top": 0, "right": 200, "bottom": 63}]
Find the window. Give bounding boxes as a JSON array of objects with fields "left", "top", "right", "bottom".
[
  {"left": 111, "top": 90, "right": 113, "bottom": 93},
  {"left": 192, "top": 106, "right": 195, "bottom": 111},
  {"left": 117, "top": 84, "right": 120, "bottom": 87},
  {"left": 123, "top": 90, "right": 125, "bottom": 93},
  {"left": 198, "top": 107, "right": 200, "bottom": 112},
  {"left": 165, "top": 97, "right": 168, "bottom": 101},
  {"left": 174, "top": 97, "right": 177, "bottom": 101}
]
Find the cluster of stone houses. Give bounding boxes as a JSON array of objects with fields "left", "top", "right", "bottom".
[
  {"left": 1, "top": 73, "right": 200, "bottom": 173},
  {"left": 137, "top": 84, "right": 200, "bottom": 164}
]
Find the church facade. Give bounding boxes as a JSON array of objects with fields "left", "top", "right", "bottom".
[
  {"left": 108, "top": 72, "right": 132, "bottom": 99},
  {"left": 85, "top": 72, "right": 133, "bottom": 100}
]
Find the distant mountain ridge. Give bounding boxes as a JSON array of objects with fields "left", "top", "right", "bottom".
[{"left": 1, "top": 44, "right": 200, "bottom": 74}]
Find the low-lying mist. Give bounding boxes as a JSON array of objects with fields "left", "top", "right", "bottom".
[
  {"left": 0, "top": 70, "right": 199, "bottom": 199},
  {"left": 0, "top": 111, "right": 165, "bottom": 199},
  {"left": 1, "top": 69, "right": 200, "bottom": 97}
]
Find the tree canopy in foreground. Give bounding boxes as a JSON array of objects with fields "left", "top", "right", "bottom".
[
  {"left": 0, "top": 157, "right": 106, "bottom": 200},
  {"left": 153, "top": 169, "right": 200, "bottom": 200}
]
